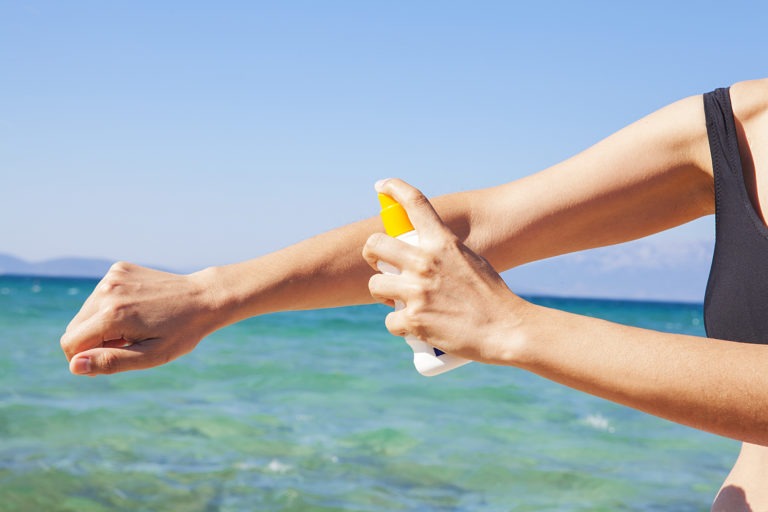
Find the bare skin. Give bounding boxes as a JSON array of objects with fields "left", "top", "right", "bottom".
[
  {"left": 60, "top": 78, "right": 768, "bottom": 509},
  {"left": 709, "top": 79, "right": 768, "bottom": 512}
]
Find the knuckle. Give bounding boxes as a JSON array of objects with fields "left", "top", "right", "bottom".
[
  {"left": 364, "top": 233, "right": 396, "bottom": 269},
  {"left": 366, "top": 232, "right": 388, "bottom": 250},
  {"left": 412, "top": 255, "right": 435, "bottom": 277},
  {"left": 59, "top": 333, "right": 72, "bottom": 354},
  {"left": 362, "top": 233, "right": 382, "bottom": 258},
  {"left": 98, "top": 351, "right": 120, "bottom": 375},
  {"left": 99, "top": 262, "right": 134, "bottom": 293},
  {"left": 98, "top": 275, "right": 122, "bottom": 294},
  {"left": 432, "top": 232, "right": 460, "bottom": 253},
  {"left": 443, "top": 232, "right": 461, "bottom": 247},
  {"left": 403, "top": 308, "right": 426, "bottom": 337},
  {"left": 109, "top": 261, "right": 132, "bottom": 273},
  {"left": 402, "top": 187, "right": 428, "bottom": 208}
]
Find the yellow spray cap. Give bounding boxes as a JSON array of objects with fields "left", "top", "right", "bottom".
[{"left": 378, "top": 193, "right": 414, "bottom": 237}]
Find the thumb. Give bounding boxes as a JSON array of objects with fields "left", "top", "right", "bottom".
[
  {"left": 375, "top": 178, "right": 450, "bottom": 237},
  {"left": 69, "top": 341, "right": 162, "bottom": 376}
]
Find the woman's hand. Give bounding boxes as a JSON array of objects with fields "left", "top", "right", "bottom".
[
  {"left": 363, "top": 178, "right": 529, "bottom": 365},
  {"left": 60, "top": 262, "right": 222, "bottom": 376}
]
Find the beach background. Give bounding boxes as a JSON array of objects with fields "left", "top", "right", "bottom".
[
  {"left": 0, "top": 275, "right": 739, "bottom": 511},
  {"left": 3, "top": 1, "right": 768, "bottom": 510}
]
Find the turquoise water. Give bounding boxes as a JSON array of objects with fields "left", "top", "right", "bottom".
[{"left": 0, "top": 275, "right": 737, "bottom": 511}]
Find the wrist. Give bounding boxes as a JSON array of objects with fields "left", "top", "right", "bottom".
[
  {"left": 189, "top": 265, "right": 242, "bottom": 331},
  {"left": 485, "top": 295, "right": 540, "bottom": 367}
]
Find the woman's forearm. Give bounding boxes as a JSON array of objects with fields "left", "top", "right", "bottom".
[
  {"left": 199, "top": 192, "right": 481, "bottom": 329},
  {"left": 200, "top": 217, "right": 382, "bottom": 326},
  {"left": 510, "top": 304, "right": 768, "bottom": 445}
]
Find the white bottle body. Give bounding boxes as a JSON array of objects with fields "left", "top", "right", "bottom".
[{"left": 378, "top": 230, "right": 472, "bottom": 377}]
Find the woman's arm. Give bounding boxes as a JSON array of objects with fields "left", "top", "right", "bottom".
[
  {"left": 60, "top": 90, "right": 715, "bottom": 375},
  {"left": 200, "top": 91, "right": 715, "bottom": 319},
  {"left": 519, "top": 305, "right": 768, "bottom": 446},
  {"left": 365, "top": 176, "right": 768, "bottom": 446},
  {"left": 469, "top": 92, "right": 713, "bottom": 270}
]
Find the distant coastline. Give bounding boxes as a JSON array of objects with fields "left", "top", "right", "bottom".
[{"left": 0, "top": 253, "right": 115, "bottom": 279}]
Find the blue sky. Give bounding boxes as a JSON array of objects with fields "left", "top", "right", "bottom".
[{"left": 2, "top": 1, "right": 767, "bottom": 275}]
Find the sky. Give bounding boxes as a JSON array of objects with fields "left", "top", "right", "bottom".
[{"left": 2, "top": 1, "right": 768, "bottom": 275}]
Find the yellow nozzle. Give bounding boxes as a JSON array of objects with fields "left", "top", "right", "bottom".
[{"left": 378, "top": 193, "right": 414, "bottom": 237}]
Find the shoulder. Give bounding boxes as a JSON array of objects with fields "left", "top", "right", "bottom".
[
  {"left": 729, "top": 79, "right": 768, "bottom": 207},
  {"left": 730, "top": 78, "right": 768, "bottom": 122}
]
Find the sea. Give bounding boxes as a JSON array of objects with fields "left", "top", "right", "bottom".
[{"left": 0, "top": 275, "right": 739, "bottom": 512}]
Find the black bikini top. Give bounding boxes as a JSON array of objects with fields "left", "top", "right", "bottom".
[{"left": 703, "top": 87, "right": 768, "bottom": 344}]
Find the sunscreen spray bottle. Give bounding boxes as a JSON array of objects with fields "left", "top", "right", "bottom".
[{"left": 377, "top": 193, "right": 471, "bottom": 376}]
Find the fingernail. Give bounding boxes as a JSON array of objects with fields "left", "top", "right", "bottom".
[
  {"left": 71, "top": 356, "right": 91, "bottom": 375},
  {"left": 374, "top": 179, "right": 390, "bottom": 191}
]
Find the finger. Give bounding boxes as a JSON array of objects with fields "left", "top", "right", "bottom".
[
  {"left": 64, "top": 289, "right": 102, "bottom": 335},
  {"left": 368, "top": 273, "right": 407, "bottom": 306},
  {"left": 375, "top": 178, "right": 451, "bottom": 237},
  {"left": 69, "top": 339, "right": 164, "bottom": 376},
  {"left": 64, "top": 263, "right": 131, "bottom": 335},
  {"left": 60, "top": 313, "right": 132, "bottom": 361},
  {"left": 362, "top": 232, "right": 420, "bottom": 272},
  {"left": 384, "top": 309, "right": 409, "bottom": 338}
]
